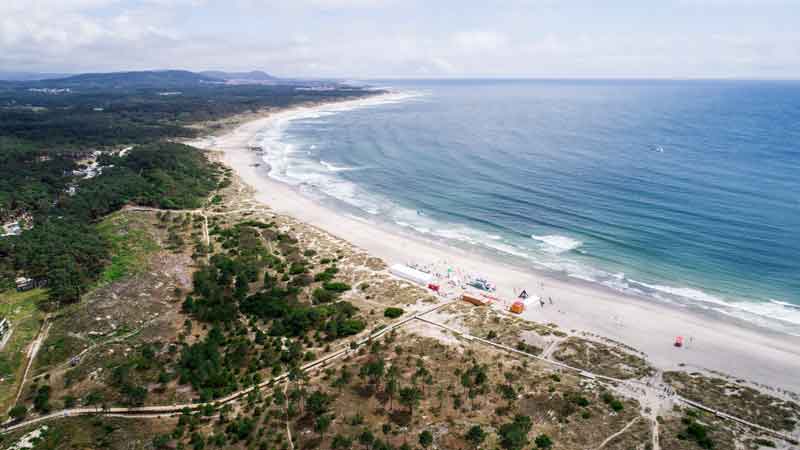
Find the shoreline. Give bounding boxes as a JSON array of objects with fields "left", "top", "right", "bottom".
[{"left": 189, "top": 97, "right": 800, "bottom": 393}]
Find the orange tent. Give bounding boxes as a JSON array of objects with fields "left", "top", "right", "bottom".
[{"left": 510, "top": 301, "right": 525, "bottom": 314}]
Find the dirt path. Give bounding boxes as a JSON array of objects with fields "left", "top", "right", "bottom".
[
  {"left": 284, "top": 382, "right": 294, "bottom": 450},
  {"left": 11, "top": 318, "right": 50, "bottom": 410},
  {"left": 541, "top": 339, "right": 562, "bottom": 359},
  {"left": 651, "top": 418, "right": 660, "bottom": 450},
  {"left": 32, "top": 315, "right": 163, "bottom": 383},
  {"left": 596, "top": 417, "right": 640, "bottom": 449}
]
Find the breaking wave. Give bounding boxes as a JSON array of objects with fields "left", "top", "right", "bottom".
[{"left": 531, "top": 234, "right": 583, "bottom": 253}]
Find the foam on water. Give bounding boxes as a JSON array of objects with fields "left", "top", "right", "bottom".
[
  {"left": 254, "top": 90, "right": 423, "bottom": 216},
  {"left": 320, "top": 160, "right": 361, "bottom": 172},
  {"left": 531, "top": 234, "right": 584, "bottom": 253},
  {"left": 250, "top": 86, "right": 800, "bottom": 336}
]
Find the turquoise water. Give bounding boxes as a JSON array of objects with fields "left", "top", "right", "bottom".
[{"left": 258, "top": 80, "right": 800, "bottom": 334}]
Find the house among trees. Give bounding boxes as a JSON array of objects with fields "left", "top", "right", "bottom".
[
  {"left": 2, "top": 221, "right": 22, "bottom": 237},
  {"left": 0, "top": 318, "right": 10, "bottom": 341},
  {"left": 15, "top": 277, "right": 34, "bottom": 292}
]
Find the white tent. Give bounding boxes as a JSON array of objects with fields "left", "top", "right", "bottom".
[{"left": 389, "top": 264, "right": 433, "bottom": 286}]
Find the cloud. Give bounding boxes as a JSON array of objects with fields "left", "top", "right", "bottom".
[
  {"left": 1, "top": 0, "right": 799, "bottom": 78},
  {"left": 452, "top": 31, "right": 508, "bottom": 52}
]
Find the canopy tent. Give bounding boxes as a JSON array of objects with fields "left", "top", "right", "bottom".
[{"left": 389, "top": 264, "right": 433, "bottom": 286}]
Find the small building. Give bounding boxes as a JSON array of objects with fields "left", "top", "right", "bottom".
[
  {"left": 0, "top": 318, "right": 10, "bottom": 339},
  {"left": 15, "top": 277, "right": 34, "bottom": 292},
  {"left": 2, "top": 222, "right": 22, "bottom": 237}
]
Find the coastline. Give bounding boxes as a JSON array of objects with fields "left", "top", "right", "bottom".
[{"left": 189, "top": 97, "right": 800, "bottom": 393}]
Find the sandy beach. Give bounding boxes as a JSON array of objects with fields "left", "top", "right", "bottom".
[{"left": 190, "top": 100, "right": 800, "bottom": 394}]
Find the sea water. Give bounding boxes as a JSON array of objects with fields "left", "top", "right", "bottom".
[{"left": 256, "top": 80, "right": 800, "bottom": 335}]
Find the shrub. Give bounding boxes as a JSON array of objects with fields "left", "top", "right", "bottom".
[
  {"left": 323, "top": 282, "right": 351, "bottom": 292},
  {"left": 312, "top": 288, "right": 335, "bottom": 303},
  {"left": 8, "top": 405, "right": 27, "bottom": 421},
  {"left": 574, "top": 396, "right": 590, "bottom": 407},
  {"left": 682, "top": 420, "right": 714, "bottom": 449},
  {"left": 465, "top": 425, "right": 486, "bottom": 447},
  {"left": 289, "top": 262, "right": 306, "bottom": 275},
  {"left": 499, "top": 415, "right": 532, "bottom": 450},
  {"left": 419, "top": 430, "right": 433, "bottom": 448},
  {"left": 535, "top": 434, "right": 553, "bottom": 449},
  {"left": 384, "top": 307, "right": 404, "bottom": 318}
]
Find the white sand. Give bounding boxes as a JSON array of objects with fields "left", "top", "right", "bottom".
[{"left": 191, "top": 104, "right": 800, "bottom": 393}]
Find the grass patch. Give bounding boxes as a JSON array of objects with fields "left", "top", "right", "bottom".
[
  {"left": 0, "top": 288, "right": 46, "bottom": 411},
  {"left": 96, "top": 212, "right": 159, "bottom": 283}
]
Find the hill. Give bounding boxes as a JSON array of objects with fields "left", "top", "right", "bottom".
[
  {"left": 201, "top": 70, "right": 278, "bottom": 83},
  {"left": 0, "top": 71, "right": 72, "bottom": 82},
  {"left": 38, "top": 70, "right": 218, "bottom": 89}
]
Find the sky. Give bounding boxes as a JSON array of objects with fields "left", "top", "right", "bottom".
[{"left": 1, "top": 0, "right": 799, "bottom": 79}]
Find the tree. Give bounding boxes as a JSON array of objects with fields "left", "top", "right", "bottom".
[
  {"left": 33, "top": 385, "right": 52, "bottom": 413},
  {"left": 399, "top": 386, "right": 422, "bottom": 417},
  {"left": 360, "top": 358, "right": 385, "bottom": 392},
  {"left": 413, "top": 363, "right": 431, "bottom": 395},
  {"left": 359, "top": 429, "right": 375, "bottom": 448},
  {"left": 333, "top": 366, "right": 351, "bottom": 391},
  {"left": 288, "top": 365, "right": 308, "bottom": 411},
  {"left": 315, "top": 414, "right": 332, "bottom": 438},
  {"left": 385, "top": 366, "right": 399, "bottom": 411},
  {"left": 8, "top": 405, "right": 27, "bottom": 421},
  {"left": 306, "top": 390, "right": 332, "bottom": 416},
  {"left": 152, "top": 434, "right": 171, "bottom": 449},
  {"left": 466, "top": 425, "right": 486, "bottom": 448},
  {"left": 499, "top": 415, "right": 533, "bottom": 450},
  {"left": 331, "top": 434, "right": 352, "bottom": 449},
  {"left": 535, "top": 434, "right": 553, "bottom": 449},
  {"left": 419, "top": 430, "right": 433, "bottom": 448}
]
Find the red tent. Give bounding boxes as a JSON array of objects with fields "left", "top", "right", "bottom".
[{"left": 674, "top": 336, "right": 684, "bottom": 347}]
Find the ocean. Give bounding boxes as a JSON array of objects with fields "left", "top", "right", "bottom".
[{"left": 255, "top": 80, "right": 800, "bottom": 335}]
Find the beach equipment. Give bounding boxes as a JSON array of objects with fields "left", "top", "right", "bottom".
[
  {"left": 389, "top": 264, "right": 433, "bottom": 286},
  {"left": 427, "top": 283, "right": 440, "bottom": 292},
  {"left": 510, "top": 301, "right": 525, "bottom": 314},
  {"left": 674, "top": 336, "right": 684, "bottom": 347},
  {"left": 468, "top": 277, "right": 495, "bottom": 292},
  {"left": 462, "top": 293, "right": 490, "bottom": 306}
]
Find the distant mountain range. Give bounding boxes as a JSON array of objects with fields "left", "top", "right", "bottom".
[
  {"left": 0, "top": 69, "right": 281, "bottom": 88},
  {"left": 0, "top": 71, "right": 72, "bottom": 81},
  {"left": 41, "top": 70, "right": 218, "bottom": 88},
  {"left": 201, "top": 70, "right": 277, "bottom": 82}
]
